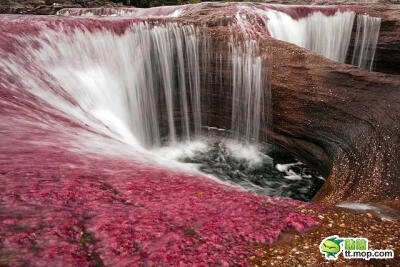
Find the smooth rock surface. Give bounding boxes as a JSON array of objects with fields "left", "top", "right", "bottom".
[{"left": 176, "top": 3, "right": 400, "bottom": 204}]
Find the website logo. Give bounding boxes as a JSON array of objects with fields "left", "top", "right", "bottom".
[
  {"left": 320, "top": 235, "right": 344, "bottom": 260},
  {"left": 320, "top": 235, "right": 394, "bottom": 260}
]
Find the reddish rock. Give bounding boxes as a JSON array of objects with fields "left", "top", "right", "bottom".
[
  {"left": 176, "top": 3, "right": 400, "bottom": 204},
  {"left": 0, "top": 14, "right": 321, "bottom": 265},
  {"left": 0, "top": 3, "right": 399, "bottom": 265}
]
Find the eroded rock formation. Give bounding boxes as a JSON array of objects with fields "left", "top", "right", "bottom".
[
  {"left": 363, "top": 4, "right": 400, "bottom": 74},
  {"left": 1, "top": 1, "right": 399, "bottom": 204},
  {"left": 0, "top": 0, "right": 122, "bottom": 15},
  {"left": 175, "top": 3, "right": 400, "bottom": 204},
  {"left": 0, "top": 2, "right": 399, "bottom": 265}
]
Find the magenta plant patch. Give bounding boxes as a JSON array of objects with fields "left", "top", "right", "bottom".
[
  {"left": 0, "top": 14, "right": 319, "bottom": 266},
  {"left": 0, "top": 136, "right": 319, "bottom": 265}
]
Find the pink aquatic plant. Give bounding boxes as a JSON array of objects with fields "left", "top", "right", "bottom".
[
  {"left": 0, "top": 13, "right": 320, "bottom": 266},
  {"left": 0, "top": 128, "right": 319, "bottom": 265}
]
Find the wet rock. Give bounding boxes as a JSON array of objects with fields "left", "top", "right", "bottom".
[
  {"left": 0, "top": 0, "right": 122, "bottom": 15},
  {"left": 176, "top": 4, "right": 400, "bottom": 204}
]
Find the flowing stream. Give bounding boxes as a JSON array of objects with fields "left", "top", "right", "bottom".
[{"left": 1, "top": 3, "right": 381, "bottom": 200}]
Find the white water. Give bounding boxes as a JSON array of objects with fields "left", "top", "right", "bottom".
[
  {"left": 337, "top": 202, "right": 400, "bottom": 221},
  {"left": 242, "top": 6, "right": 381, "bottom": 70},
  {"left": 156, "top": 138, "right": 271, "bottom": 168},
  {"left": 352, "top": 14, "right": 381, "bottom": 71},
  {"left": 265, "top": 9, "right": 356, "bottom": 63},
  {"left": 231, "top": 40, "right": 268, "bottom": 143},
  {"left": 263, "top": 9, "right": 381, "bottom": 70},
  {"left": 15, "top": 20, "right": 268, "bottom": 156},
  {"left": 225, "top": 141, "right": 270, "bottom": 168},
  {"left": 58, "top": 3, "right": 381, "bottom": 71},
  {"left": 26, "top": 23, "right": 202, "bottom": 148},
  {"left": 276, "top": 163, "right": 304, "bottom": 180}
]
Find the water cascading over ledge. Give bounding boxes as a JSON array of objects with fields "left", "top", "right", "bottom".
[
  {"left": 1, "top": 4, "right": 400, "bottom": 265},
  {"left": 231, "top": 39, "right": 268, "bottom": 143},
  {"left": 351, "top": 14, "right": 381, "bottom": 71},
  {"left": 0, "top": 15, "right": 322, "bottom": 265},
  {"left": 52, "top": 3, "right": 400, "bottom": 205},
  {"left": 20, "top": 22, "right": 206, "bottom": 148},
  {"left": 2, "top": 16, "right": 268, "bottom": 152},
  {"left": 174, "top": 3, "right": 399, "bottom": 204},
  {"left": 59, "top": 3, "right": 382, "bottom": 72},
  {"left": 233, "top": 3, "right": 381, "bottom": 70},
  {"left": 0, "top": 5, "right": 396, "bottom": 203}
]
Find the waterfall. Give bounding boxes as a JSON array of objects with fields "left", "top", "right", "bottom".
[
  {"left": 352, "top": 14, "right": 381, "bottom": 71},
  {"left": 231, "top": 40, "right": 268, "bottom": 143},
  {"left": 242, "top": 5, "right": 381, "bottom": 70},
  {"left": 3, "top": 15, "right": 269, "bottom": 151},
  {"left": 264, "top": 9, "right": 356, "bottom": 63},
  {"left": 5, "top": 3, "right": 382, "bottom": 152},
  {"left": 25, "top": 22, "right": 202, "bottom": 148},
  {"left": 58, "top": 4, "right": 382, "bottom": 72}
]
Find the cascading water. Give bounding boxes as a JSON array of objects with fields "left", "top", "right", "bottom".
[
  {"left": 352, "top": 14, "right": 381, "bottom": 71},
  {"left": 231, "top": 39, "right": 268, "bottom": 143},
  {"left": 234, "top": 4, "right": 381, "bottom": 70},
  {"left": 23, "top": 22, "right": 203, "bottom": 148},
  {"left": 58, "top": 4, "right": 382, "bottom": 72},
  {"left": 264, "top": 8, "right": 356, "bottom": 63},
  {"left": 25, "top": 20, "right": 269, "bottom": 149},
  {"left": 44, "top": 5, "right": 324, "bottom": 200},
  {"left": 2, "top": 4, "right": 343, "bottom": 202},
  {"left": 0, "top": 13, "right": 322, "bottom": 265},
  {"left": 0, "top": 4, "right": 391, "bottom": 265},
  {"left": 3, "top": 13, "right": 270, "bottom": 166},
  {"left": 265, "top": 9, "right": 381, "bottom": 70}
]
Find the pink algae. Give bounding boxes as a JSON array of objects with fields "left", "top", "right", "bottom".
[
  {"left": 0, "top": 89, "right": 320, "bottom": 266},
  {"left": 0, "top": 14, "right": 320, "bottom": 266},
  {"left": 0, "top": 133, "right": 319, "bottom": 265}
]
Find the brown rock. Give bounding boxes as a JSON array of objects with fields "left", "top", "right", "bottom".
[
  {"left": 0, "top": 0, "right": 122, "bottom": 15},
  {"left": 177, "top": 4, "right": 400, "bottom": 204}
]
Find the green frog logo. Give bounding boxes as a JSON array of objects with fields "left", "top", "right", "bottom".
[{"left": 320, "top": 235, "right": 344, "bottom": 260}]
